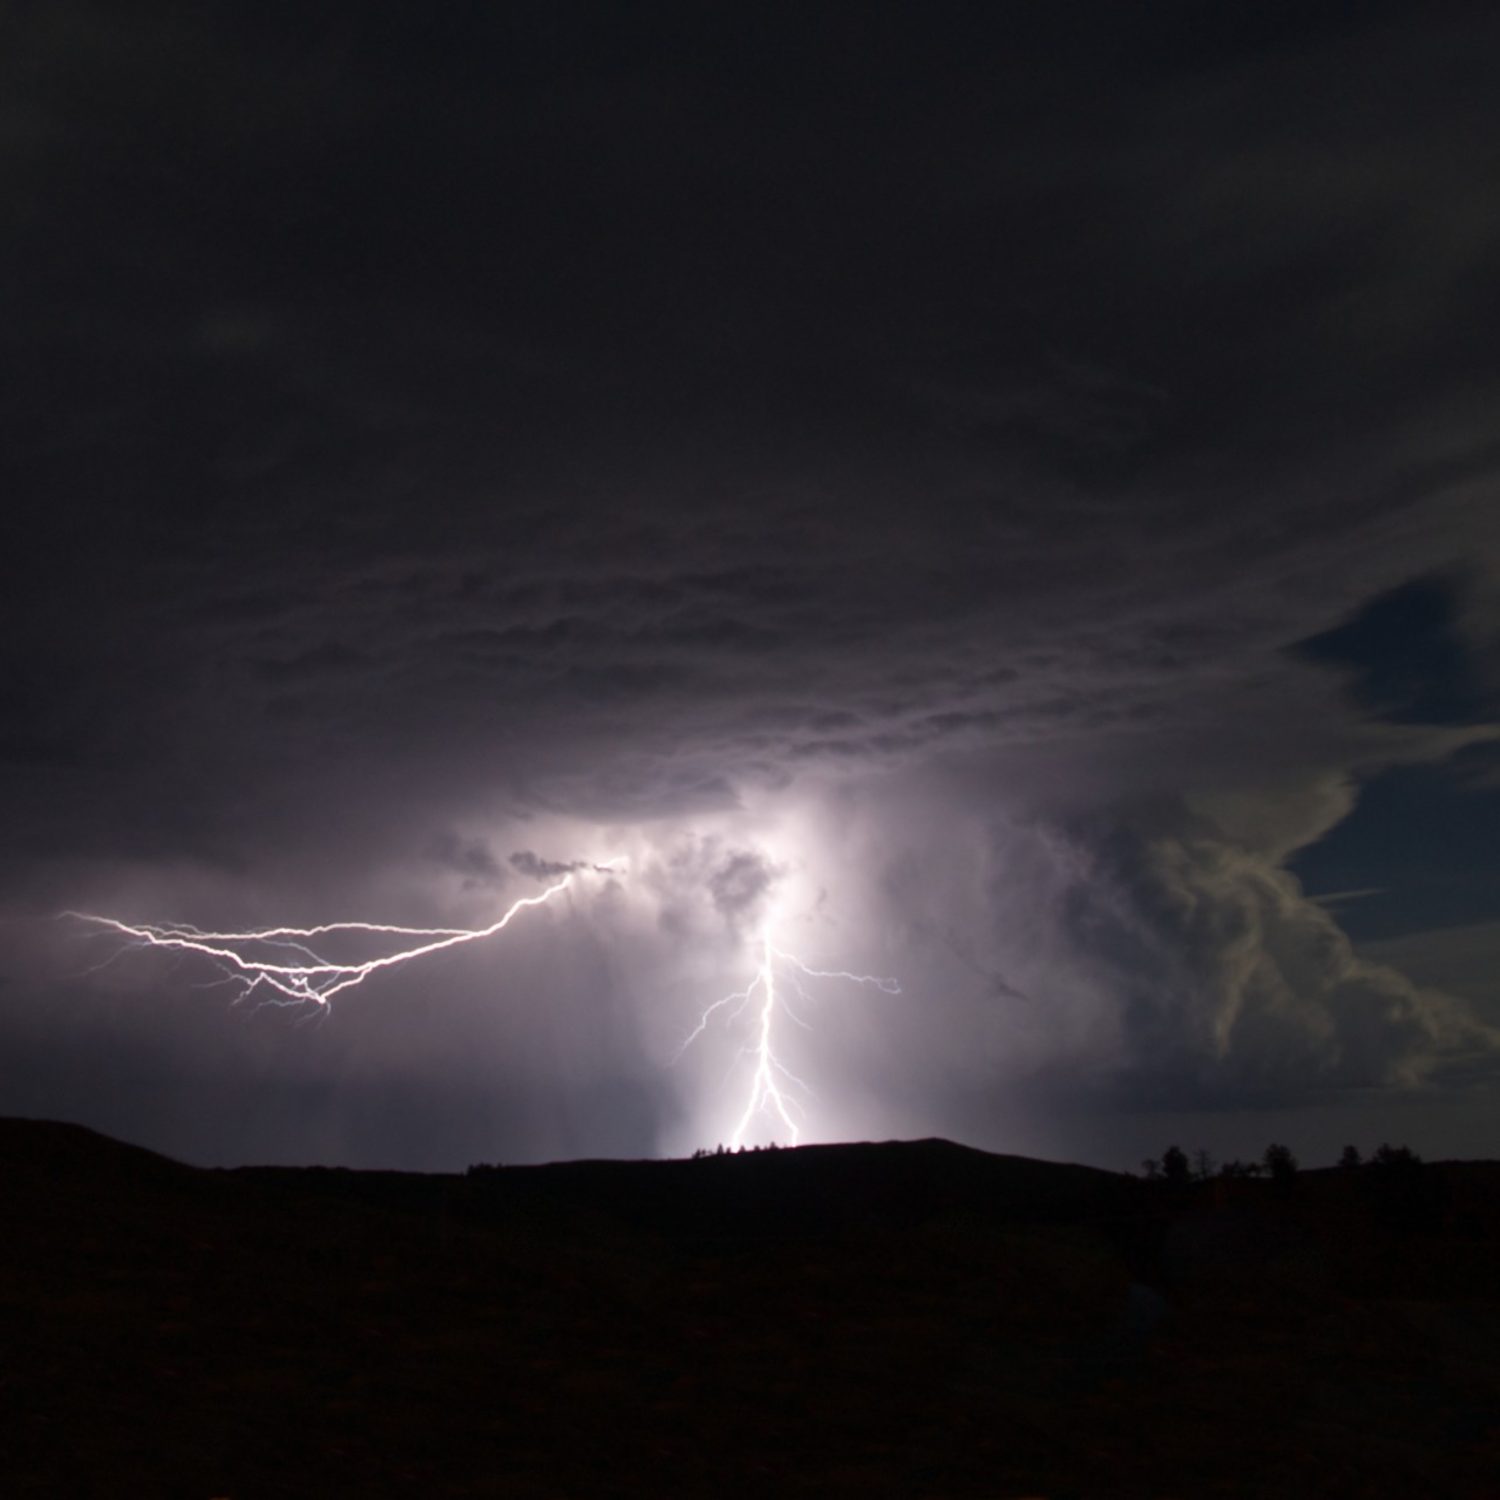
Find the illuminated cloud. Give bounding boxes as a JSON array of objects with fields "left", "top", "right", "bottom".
[{"left": 2, "top": 5, "right": 1499, "bottom": 1167}]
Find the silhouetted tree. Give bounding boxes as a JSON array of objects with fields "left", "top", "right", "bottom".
[
  {"left": 1140, "top": 1157, "right": 1162, "bottom": 1180},
  {"left": 1192, "top": 1149, "right": 1216, "bottom": 1182},
  {"left": 1338, "top": 1144, "right": 1362, "bottom": 1171},
  {"left": 1218, "top": 1159, "right": 1260, "bottom": 1179},
  {"left": 1366, "top": 1142, "right": 1445, "bottom": 1233},
  {"left": 1161, "top": 1145, "right": 1191, "bottom": 1188},
  {"left": 1263, "top": 1142, "right": 1298, "bottom": 1190}
]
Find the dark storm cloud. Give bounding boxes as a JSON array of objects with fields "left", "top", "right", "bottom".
[
  {"left": 507, "top": 851, "right": 617, "bottom": 882},
  {"left": 426, "top": 832, "right": 506, "bottom": 889},
  {"left": 4, "top": 3, "right": 1500, "bottom": 1163},
  {"left": 706, "top": 850, "right": 779, "bottom": 931},
  {"left": 509, "top": 852, "right": 579, "bottom": 882}
]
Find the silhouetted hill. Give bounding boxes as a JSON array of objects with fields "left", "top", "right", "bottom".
[
  {"left": 3, "top": 1117, "right": 1499, "bottom": 1496},
  {"left": 0, "top": 1115, "right": 192, "bottom": 1182},
  {"left": 488, "top": 1137, "right": 1139, "bottom": 1237},
  {"left": 232, "top": 1136, "right": 1140, "bottom": 1248}
]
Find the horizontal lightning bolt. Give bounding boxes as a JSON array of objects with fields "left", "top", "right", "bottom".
[{"left": 63, "top": 867, "right": 611, "bottom": 1010}]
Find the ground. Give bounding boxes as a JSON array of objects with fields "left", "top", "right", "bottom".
[{"left": 2, "top": 1122, "right": 1498, "bottom": 1496}]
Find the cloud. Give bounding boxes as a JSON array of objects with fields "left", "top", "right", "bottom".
[
  {"left": 1360, "top": 921, "right": 1500, "bottom": 1015},
  {"left": 1067, "top": 813, "right": 1496, "bottom": 1103},
  {"left": 706, "top": 849, "right": 779, "bottom": 932},
  {"left": 426, "top": 833, "right": 505, "bottom": 889},
  {"left": 805, "top": 767, "right": 1500, "bottom": 1125},
  {"left": 3, "top": 5, "right": 1500, "bottom": 1166},
  {"left": 507, "top": 851, "right": 617, "bottom": 883}
]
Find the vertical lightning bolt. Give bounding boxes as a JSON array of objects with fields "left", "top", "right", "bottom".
[
  {"left": 733, "top": 924, "right": 801, "bottom": 1145},
  {"left": 680, "top": 915, "right": 899, "bottom": 1147},
  {"left": 64, "top": 867, "right": 616, "bottom": 1010}
]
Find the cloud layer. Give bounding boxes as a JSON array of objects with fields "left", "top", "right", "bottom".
[{"left": 2, "top": 5, "right": 1499, "bottom": 1165}]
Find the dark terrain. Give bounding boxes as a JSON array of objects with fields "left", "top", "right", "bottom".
[{"left": 2, "top": 1119, "right": 1498, "bottom": 1497}]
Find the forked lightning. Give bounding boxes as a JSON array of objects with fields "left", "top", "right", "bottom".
[
  {"left": 67, "top": 859, "right": 897, "bottom": 1148},
  {"left": 680, "top": 919, "right": 899, "bottom": 1147},
  {"left": 65, "top": 872, "right": 596, "bottom": 1009}
]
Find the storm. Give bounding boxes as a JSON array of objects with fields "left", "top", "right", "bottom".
[{"left": 4, "top": 3, "right": 1499, "bottom": 1171}]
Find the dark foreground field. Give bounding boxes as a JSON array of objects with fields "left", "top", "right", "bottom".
[{"left": 3, "top": 1121, "right": 1498, "bottom": 1497}]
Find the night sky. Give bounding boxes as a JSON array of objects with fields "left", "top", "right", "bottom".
[{"left": 5, "top": 3, "right": 1500, "bottom": 1172}]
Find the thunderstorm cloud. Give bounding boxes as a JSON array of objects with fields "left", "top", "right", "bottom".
[{"left": 2, "top": 4, "right": 1499, "bottom": 1168}]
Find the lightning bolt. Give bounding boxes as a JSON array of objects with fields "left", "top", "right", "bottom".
[
  {"left": 65, "top": 855, "right": 894, "bottom": 1150},
  {"left": 681, "top": 918, "right": 899, "bottom": 1147},
  {"left": 64, "top": 866, "right": 616, "bottom": 1010}
]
